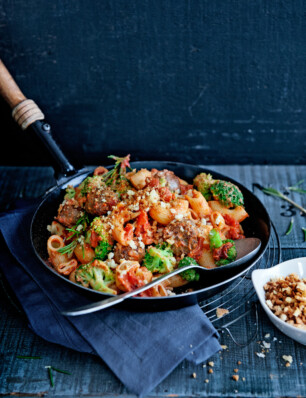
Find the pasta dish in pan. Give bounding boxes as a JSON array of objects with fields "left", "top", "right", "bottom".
[{"left": 47, "top": 155, "right": 249, "bottom": 296}]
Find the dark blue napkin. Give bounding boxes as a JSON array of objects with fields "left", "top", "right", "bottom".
[{"left": 0, "top": 204, "right": 221, "bottom": 396}]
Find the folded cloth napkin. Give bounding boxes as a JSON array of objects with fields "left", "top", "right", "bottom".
[{"left": 0, "top": 203, "right": 221, "bottom": 397}]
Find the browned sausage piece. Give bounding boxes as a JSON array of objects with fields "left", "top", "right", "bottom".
[
  {"left": 85, "top": 185, "right": 119, "bottom": 216},
  {"left": 56, "top": 198, "right": 84, "bottom": 228},
  {"left": 113, "top": 240, "right": 145, "bottom": 263},
  {"left": 163, "top": 219, "right": 199, "bottom": 257}
]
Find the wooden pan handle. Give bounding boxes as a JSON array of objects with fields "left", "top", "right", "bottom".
[
  {"left": 0, "top": 59, "right": 44, "bottom": 129},
  {"left": 0, "top": 59, "right": 26, "bottom": 108}
]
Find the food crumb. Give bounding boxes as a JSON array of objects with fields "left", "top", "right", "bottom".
[
  {"left": 202, "top": 364, "right": 206, "bottom": 368},
  {"left": 192, "top": 372, "right": 197, "bottom": 379},
  {"left": 256, "top": 352, "right": 265, "bottom": 358},
  {"left": 190, "top": 344, "right": 193, "bottom": 348},
  {"left": 285, "top": 362, "right": 291, "bottom": 367},
  {"left": 262, "top": 341, "right": 271, "bottom": 349},
  {"left": 205, "top": 379, "right": 209, "bottom": 383},
  {"left": 216, "top": 307, "right": 229, "bottom": 318},
  {"left": 264, "top": 333, "right": 270, "bottom": 338},
  {"left": 208, "top": 368, "right": 213, "bottom": 374},
  {"left": 232, "top": 375, "right": 239, "bottom": 381},
  {"left": 221, "top": 345, "right": 228, "bottom": 350},
  {"left": 237, "top": 361, "right": 242, "bottom": 365},
  {"left": 242, "top": 377, "right": 246, "bottom": 381},
  {"left": 208, "top": 361, "right": 214, "bottom": 367},
  {"left": 282, "top": 355, "right": 293, "bottom": 364},
  {"left": 234, "top": 368, "right": 238, "bottom": 373}
]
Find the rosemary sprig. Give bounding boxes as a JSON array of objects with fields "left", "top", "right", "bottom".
[
  {"left": 57, "top": 240, "right": 77, "bottom": 255},
  {"left": 16, "top": 355, "right": 42, "bottom": 359},
  {"left": 102, "top": 154, "right": 131, "bottom": 186},
  {"left": 51, "top": 367, "right": 71, "bottom": 375},
  {"left": 286, "top": 179, "right": 306, "bottom": 194},
  {"left": 45, "top": 366, "right": 54, "bottom": 388},
  {"left": 285, "top": 218, "right": 294, "bottom": 236},
  {"left": 302, "top": 228, "right": 306, "bottom": 242},
  {"left": 262, "top": 187, "right": 306, "bottom": 216}
]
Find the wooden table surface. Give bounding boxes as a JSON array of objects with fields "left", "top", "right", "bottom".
[{"left": 0, "top": 165, "right": 305, "bottom": 398}]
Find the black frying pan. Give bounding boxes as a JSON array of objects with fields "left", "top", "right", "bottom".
[{"left": 0, "top": 60, "right": 271, "bottom": 311}]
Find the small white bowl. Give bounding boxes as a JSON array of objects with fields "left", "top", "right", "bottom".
[{"left": 252, "top": 257, "right": 306, "bottom": 345}]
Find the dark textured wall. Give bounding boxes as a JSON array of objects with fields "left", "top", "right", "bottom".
[{"left": 0, "top": 0, "right": 306, "bottom": 167}]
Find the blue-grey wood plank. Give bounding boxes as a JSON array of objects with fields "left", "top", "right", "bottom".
[{"left": 0, "top": 166, "right": 305, "bottom": 397}]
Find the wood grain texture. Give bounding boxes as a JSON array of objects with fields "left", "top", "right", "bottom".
[
  {"left": 0, "top": 165, "right": 305, "bottom": 397},
  {"left": 0, "top": 1, "right": 306, "bottom": 166}
]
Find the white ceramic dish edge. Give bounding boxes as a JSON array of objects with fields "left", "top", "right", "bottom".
[{"left": 252, "top": 257, "right": 306, "bottom": 346}]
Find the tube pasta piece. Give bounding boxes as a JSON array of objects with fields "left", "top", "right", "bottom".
[
  {"left": 48, "top": 221, "right": 65, "bottom": 236},
  {"left": 210, "top": 211, "right": 226, "bottom": 229},
  {"left": 186, "top": 190, "right": 211, "bottom": 217},
  {"left": 47, "top": 235, "right": 71, "bottom": 268},
  {"left": 167, "top": 274, "right": 189, "bottom": 288},
  {"left": 149, "top": 199, "right": 190, "bottom": 225},
  {"left": 208, "top": 201, "right": 248, "bottom": 223},
  {"left": 197, "top": 248, "right": 216, "bottom": 269},
  {"left": 142, "top": 280, "right": 171, "bottom": 297},
  {"left": 129, "top": 169, "right": 151, "bottom": 190},
  {"left": 115, "top": 260, "right": 153, "bottom": 292},
  {"left": 57, "top": 259, "right": 78, "bottom": 275},
  {"left": 74, "top": 243, "right": 95, "bottom": 264},
  {"left": 149, "top": 203, "right": 173, "bottom": 225}
]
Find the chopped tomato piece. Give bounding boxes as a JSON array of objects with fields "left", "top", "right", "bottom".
[
  {"left": 135, "top": 210, "right": 153, "bottom": 245},
  {"left": 158, "top": 187, "right": 172, "bottom": 202},
  {"left": 180, "top": 184, "right": 193, "bottom": 194},
  {"left": 124, "top": 223, "right": 134, "bottom": 242},
  {"left": 90, "top": 231, "right": 102, "bottom": 248},
  {"left": 189, "top": 237, "right": 205, "bottom": 260}
]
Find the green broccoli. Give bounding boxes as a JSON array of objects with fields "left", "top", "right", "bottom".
[
  {"left": 178, "top": 257, "right": 200, "bottom": 282},
  {"left": 193, "top": 173, "right": 214, "bottom": 200},
  {"left": 95, "top": 240, "right": 112, "bottom": 260},
  {"left": 64, "top": 186, "right": 75, "bottom": 199},
  {"left": 142, "top": 243, "right": 176, "bottom": 273},
  {"left": 75, "top": 261, "right": 116, "bottom": 294},
  {"left": 209, "top": 229, "right": 237, "bottom": 266},
  {"left": 209, "top": 229, "right": 223, "bottom": 249},
  {"left": 210, "top": 180, "right": 244, "bottom": 208},
  {"left": 89, "top": 217, "right": 113, "bottom": 260},
  {"left": 215, "top": 239, "right": 237, "bottom": 266}
]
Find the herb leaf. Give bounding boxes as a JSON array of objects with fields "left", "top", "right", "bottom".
[
  {"left": 302, "top": 228, "right": 306, "bottom": 242},
  {"left": 57, "top": 240, "right": 77, "bottom": 255},
  {"left": 262, "top": 186, "right": 306, "bottom": 216},
  {"left": 51, "top": 366, "right": 71, "bottom": 375},
  {"left": 46, "top": 366, "right": 54, "bottom": 388},
  {"left": 285, "top": 218, "right": 294, "bottom": 236}
]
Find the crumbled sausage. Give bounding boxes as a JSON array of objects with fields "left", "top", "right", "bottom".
[{"left": 163, "top": 219, "right": 198, "bottom": 257}]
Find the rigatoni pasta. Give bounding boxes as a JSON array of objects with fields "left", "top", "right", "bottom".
[{"left": 46, "top": 155, "right": 249, "bottom": 296}]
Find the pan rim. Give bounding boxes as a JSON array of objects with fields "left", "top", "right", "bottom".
[{"left": 30, "top": 161, "right": 271, "bottom": 302}]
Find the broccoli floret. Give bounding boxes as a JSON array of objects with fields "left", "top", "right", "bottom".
[
  {"left": 209, "top": 229, "right": 237, "bottom": 266},
  {"left": 193, "top": 173, "right": 214, "bottom": 200},
  {"left": 142, "top": 243, "right": 176, "bottom": 273},
  {"left": 210, "top": 180, "right": 244, "bottom": 208},
  {"left": 90, "top": 218, "right": 113, "bottom": 259},
  {"left": 215, "top": 239, "right": 237, "bottom": 266},
  {"left": 178, "top": 257, "right": 200, "bottom": 282},
  {"left": 95, "top": 240, "right": 112, "bottom": 260},
  {"left": 209, "top": 229, "right": 223, "bottom": 249},
  {"left": 64, "top": 186, "right": 75, "bottom": 199},
  {"left": 75, "top": 261, "right": 116, "bottom": 294}
]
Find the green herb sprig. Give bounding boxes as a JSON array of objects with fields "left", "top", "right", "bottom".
[
  {"left": 262, "top": 187, "right": 306, "bottom": 216},
  {"left": 302, "top": 228, "right": 306, "bottom": 242},
  {"left": 101, "top": 154, "right": 131, "bottom": 186},
  {"left": 45, "top": 366, "right": 71, "bottom": 388},
  {"left": 57, "top": 240, "right": 77, "bottom": 255},
  {"left": 286, "top": 179, "right": 306, "bottom": 194},
  {"left": 285, "top": 218, "right": 294, "bottom": 236}
]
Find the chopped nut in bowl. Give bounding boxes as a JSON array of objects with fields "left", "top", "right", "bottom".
[{"left": 252, "top": 258, "right": 306, "bottom": 345}]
